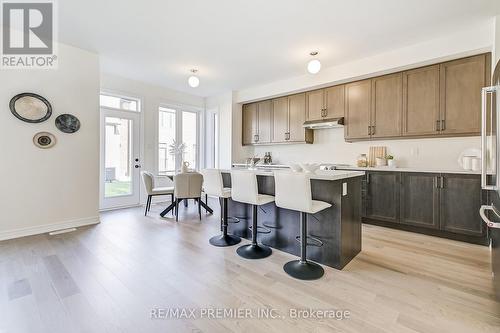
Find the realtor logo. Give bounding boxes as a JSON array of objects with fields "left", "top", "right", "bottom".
[{"left": 1, "top": 0, "right": 57, "bottom": 68}]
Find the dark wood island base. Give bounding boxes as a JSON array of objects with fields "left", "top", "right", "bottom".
[{"left": 221, "top": 172, "right": 363, "bottom": 270}]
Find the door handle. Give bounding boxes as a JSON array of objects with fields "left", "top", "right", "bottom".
[
  {"left": 481, "top": 86, "right": 498, "bottom": 190},
  {"left": 479, "top": 205, "right": 500, "bottom": 228},
  {"left": 134, "top": 164, "right": 141, "bottom": 169}
]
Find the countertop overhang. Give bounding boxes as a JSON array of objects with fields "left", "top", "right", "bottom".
[{"left": 225, "top": 168, "right": 365, "bottom": 181}]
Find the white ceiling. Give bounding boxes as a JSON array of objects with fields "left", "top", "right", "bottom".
[{"left": 58, "top": 0, "right": 499, "bottom": 97}]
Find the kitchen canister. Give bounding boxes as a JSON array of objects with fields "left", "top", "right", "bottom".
[
  {"left": 462, "top": 156, "right": 473, "bottom": 170},
  {"left": 471, "top": 157, "right": 481, "bottom": 171}
]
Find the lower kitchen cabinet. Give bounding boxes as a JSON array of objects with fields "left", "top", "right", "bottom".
[
  {"left": 400, "top": 172, "right": 439, "bottom": 229},
  {"left": 364, "top": 171, "right": 400, "bottom": 223},
  {"left": 361, "top": 171, "right": 487, "bottom": 245},
  {"left": 439, "top": 174, "right": 485, "bottom": 236}
]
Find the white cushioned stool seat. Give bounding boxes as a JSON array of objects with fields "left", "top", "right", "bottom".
[
  {"left": 200, "top": 169, "right": 241, "bottom": 247},
  {"left": 273, "top": 171, "right": 331, "bottom": 280}
]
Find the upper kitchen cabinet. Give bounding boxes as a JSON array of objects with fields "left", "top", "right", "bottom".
[
  {"left": 257, "top": 100, "right": 272, "bottom": 143},
  {"left": 345, "top": 79, "right": 372, "bottom": 140},
  {"left": 272, "top": 97, "right": 288, "bottom": 143},
  {"left": 324, "top": 85, "right": 345, "bottom": 119},
  {"left": 402, "top": 65, "right": 440, "bottom": 136},
  {"left": 288, "top": 93, "right": 313, "bottom": 143},
  {"left": 306, "top": 85, "right": 345, "bottom": 122},
  {"left": 306, "top": 89, "right": 324, "bottom": 121},
  {"left": 242, "top": 103, "right": 258, "bottom": 145},
  {"left": 244, "top": 94, "right": 312, "bottom": 146},
  {"left": 439, "top": 54, "right": 490, "bottom": 135},
  {"left": 242, "top": 100, "right": 271, "bottom": 145},
  {"left": 371, "top": 73, "right": 402, "bottom": 138}
]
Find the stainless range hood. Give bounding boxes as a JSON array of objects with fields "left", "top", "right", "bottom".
[{"left": 302, "top": 117, "right": 344, "bottom": 129}]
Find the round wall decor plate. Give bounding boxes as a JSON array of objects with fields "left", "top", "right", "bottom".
[
  {"left": 9, "top": 93, "right": 52, "bottom": 123},
  {"left": 33, "top": 132, "right": 56, "bottom": 149},
  {"left": 55, "top": 114, "right": 81, "bottom": 133}
]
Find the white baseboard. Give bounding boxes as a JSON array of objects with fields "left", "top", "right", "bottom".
[{"left": 0, "top": 216, "right": 100, "bottom": 241}]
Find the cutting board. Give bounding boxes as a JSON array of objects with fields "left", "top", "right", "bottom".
[{"left": 368, "top": 146, "right": 387, "bottom": 167}]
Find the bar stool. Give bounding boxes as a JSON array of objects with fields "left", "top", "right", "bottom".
[
  {"left": 231, "top": 170, "right": 274, "bottom": 259},
  {"left": 201, "top": 169, "right": 241, "bottom": 247},
  {"left": 274, "top": 171, "right": 331, "bottom": 280}
]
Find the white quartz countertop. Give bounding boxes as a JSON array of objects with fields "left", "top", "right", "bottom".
[
  {"left": 336, "top": 166, "right": 481, "bottom": 175},
  {"left": 231, "top": 163, "right": 481, "bottom": 175},
  {"left": 225, "top": 168, "right": 365, "bottom": 181}
]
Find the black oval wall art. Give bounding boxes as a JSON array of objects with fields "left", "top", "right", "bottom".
[
  {"left": 55, "top": 114, "right": 81, "bottom": 133},
  {"left": 33, "top": 132, "right": 56, "bottom": 149},
  {"left": 9, "top": 93, "right": 52, "bottom": 123}
]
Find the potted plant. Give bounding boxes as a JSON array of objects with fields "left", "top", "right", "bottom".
[
  {"left": 386, "top": 155, "right": 396, "bottom": 167},
  {"left": 168, "top": 140, "right": 187, "bottom": 172}
]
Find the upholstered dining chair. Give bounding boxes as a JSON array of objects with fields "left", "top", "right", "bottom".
[
  {"left": 173, "top": 172, "right": 204, "bottom": 221},
  {"left": 140, "top": 171, "right": 174, "bottom": 216}
]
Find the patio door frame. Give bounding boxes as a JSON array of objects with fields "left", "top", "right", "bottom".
[
  {"left": 99, "top": 107, "right": 142, "bottom": 210},
  {"left": 156, "top": 103, "right": 203, "bottom": 174}
]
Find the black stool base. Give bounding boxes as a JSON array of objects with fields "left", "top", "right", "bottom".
[
  {"left": 209, "top": 234, "right": 241, "bottom": 247},
  {"left": 236, "top": 244, "right": 272, "bottom": 259},
  {"left": 283, "top": 260, "right": 324, "bottom": 280}
]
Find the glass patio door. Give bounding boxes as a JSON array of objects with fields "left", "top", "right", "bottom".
[{"left": 100, "top": 108, "right": 141, "bottom": 209}]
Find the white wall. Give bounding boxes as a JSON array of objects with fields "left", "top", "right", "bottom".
[
  {"left": 232, "top": 21, "right": 493, "bottom": 169},
  {"left": 0, "top": 43, "right": 100, "bottom": 240},
  {"left": 253, "top": 132, "right": 480, "bottom": 169},
  {"left": 100, "top": 74, "right": 205, "bottom": 203},
  {"left": 495, "top": 15, "right": 500, "bottom": 64}
]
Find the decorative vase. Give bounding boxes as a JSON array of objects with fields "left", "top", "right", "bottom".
[
  {"left": 387, "top": 159, "right": 396, "bottom": 168},
  {"left": 181, "top": 161, "right": 190, "bottom": 173}
]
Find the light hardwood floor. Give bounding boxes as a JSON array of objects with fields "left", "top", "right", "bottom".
[{"left": 1, "top": 199, "right": 499, "bottom": 333}]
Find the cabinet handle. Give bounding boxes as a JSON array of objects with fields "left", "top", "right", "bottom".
[
  {"left": 366, "top": 173, "right": 370, "bottom": 183},
  {"left": 441, "top": 120, "right": 446, "bottom": 131},
  {"left": 440, "top": 176, "right": 444, "bottom": 188},
  {"left": 254, "top": 134, "right": 259, "bottom": 142},
  {"left": 323, "top": 108, "right": 327, "bottom": 117},
  {"left": 435, "top": 120, "right": 441, "bottom": 131},
  {"left": 371, "top": 125, "right": 376, "bottom": 135},
  {"left": 368, "top": 126, "right": 371, "bottom": 135}
]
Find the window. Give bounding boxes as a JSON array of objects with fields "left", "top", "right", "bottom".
[
  {"left": 158, "top": 106, "right": 199, "bottom": 174},
  {"left": 100, "top": 93, "right": 139, "bottom": 112},
  {"left": 158, "top": 107, "right": 177, "bottom": 173},
  {"left": 182, "top": 111, "right": 198, "bottom": 169},
  {"left": 206, "top": 110, "right": 219, "bottom": 168}
]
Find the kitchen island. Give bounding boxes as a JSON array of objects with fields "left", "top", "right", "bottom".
[{"left": 221, "top": 169, "right": 364, "bottom": 270}]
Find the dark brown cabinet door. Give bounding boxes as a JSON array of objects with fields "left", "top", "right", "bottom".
[
  {"left": 371, "top": 73, "right": 402, "bottom": 138},
  {"left": 439, "top": 174, "right": 485, "bottom": 236},
  {"left": 403, "top": 65, "right": 440, "bottom": 136},
  {"left": 272, "top": 97, "right": 288, "bottom": 143},
  {"left": 257, "top": 100, "right": 272, "bottom": 143},
  {"left": 242, "top": 103, "right": 258, "bottom": 145},
  {"left": 439, "top": 54, "right": 487, "bottom": 135},
  {"left": 400, "top": 173, "right": 439, "bottom": 229},
  {"left": 288, "top": 93, "right": 310, "bottom": 142},
  {"left": 345, "top": 79, "right": 372, "bottom": 140},
  {"left": 306, "top": 89, "right": 324, "bottom": 121},
  {"left": 365, "top": 172, "right": 400, "bottom": 223},
  {"left": 324, "top": 85, "right": 345, "bottom": 119}
]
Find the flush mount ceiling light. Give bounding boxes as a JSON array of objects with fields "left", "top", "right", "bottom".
[
  {"left": 188, "top": 69, "right": 200, "bottom": 88},
  {"left": 307, "top": 51, "right": 321, "bottom": 74}
]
